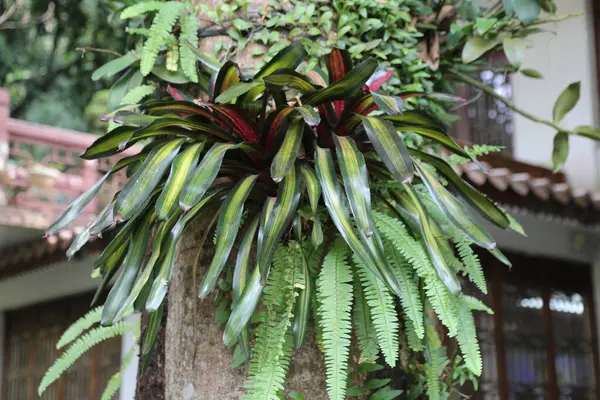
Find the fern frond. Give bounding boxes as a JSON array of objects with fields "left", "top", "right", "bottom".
[
  {"left": 500, "top": 206, "right": 526, "bottom": 235},
  {"left": 125, "top": 27, "right": 153, "bottom": 36},
  {"left": 140, "top": 2, "right": 185, "bottom": 75},
  {"left": 425, "top": 277, "right": 458, "bottom": 337},
  {"left": 244, "top": 243, "right": 301, "bottom": 400},
  {"left": 352, "top": 275, "right": 379, "bottom": 364},
  {"left": 121, "top": 85, "right": 155, "bottom": 105},
  {"left": 424, "top": 323, "right": 448, "bottom": 400},
  {"left": 39, "top": 322, "right": 135, "bottom": 395},
  {"left": 121, "top": 1, "right": 165, "bottom": 19},
  {"left": 463, "top": 295, "right": 493, "bottom": 314},
  {"left": 166, "top": 37, "right": 180, "bottom": 71},
  {"left": 100, "top": 342, "right": 138, "bottom": 400},
  {"left": 445, "top": 144, "right": 504, "bottom": 165},
  {"left": 373, "top": 210, "right": 436, "bottom": 280},
  {"left": 455, "top": 239, "right": 487, "bottom": 295},
  {"left": 179, "top": 11, "right": 199, "bottom": 82},
  {"left": 386, "top": 243, "right": 424, "bottom": 339},
  {"left": 354, "top": 255, "right": 398, "bottom": 367},
  {"left": 56, "top": 306, "right": 103, "bottom": 349},
  {"left": 317, "top": 240, "right": 353, "bottom": 400},
  {"left": 455, "top": 296, "right": 482, "bottom": 376},
  {"left": 404, "top": 317, "right": 423, "bottom": 351}
]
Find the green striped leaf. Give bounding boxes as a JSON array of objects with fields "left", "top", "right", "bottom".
[
  {"left": 302, "top": 58, "right": 378, "bottom": 106},
  {"left": 46, "top": 172, "right": 110, "bottom": 235},
  {"left": 130, "top": 118, "right": 233, "bottom": 142},
  {"left": 334, "top": 134, "right": 374, "bottom": 237},
  {"left": 299, "top": 163, "right": 320, "bottom": 213},
  {"left": 399, "top": 184, "right": 461, "bottom": 295},
  {"left": 114, "top": 139, "right": 184, "bottom": 220},
  {"left": 215, "top": 81, "right": 263, "bottom": 103},
  {"left": 101, "top": 211, "right": 154, "bottom": 325},
  {"left": 371, "top": 92, "right": 404, "bottom": 115},
  {"left": 263, "top": 69, "right": 318, "bottom": 92},
  {"left": 179, "top": 142, "right": 240, "bottom": 210},
  {"left": 210, "top": 61, "right": 241, "bottom": 101},
  {"left": 414, "top": 160, "right": 495, "bottom": 249},
  {"left": 295, "top": 105, "right": 321, "bottom": 126},
  {"left": 155, "top": 142, "right": 205, "bottom": 220},
  {"left": 257, "top": 164, "right": 301, "bottom": 280},
  {"left": 271, "top": 117, "right": 304, "bottom": 182},
  {"left": 92, "top": 53, "right": 138, "bottom": 81},
  {"left": 198, "top": 174, "right": 258, "bottom": 298},
  {"left": 383, "top": 110, "right": 446, "bottom": 130},
  {"left": 409, "top": 149, "right": 510, "bottom": 229},
  {"left": 80, "top": 126, "right": 137, "bottom": 160},
  {"left": 140, "top": 303, "right": 164, "bottom": 374},
  {"left": 314, "top": 146, "right": 403, "bottom": 298},
  {"left": 395, "top": 125, "right": 471, "bottom": 159},
  {"left": 223, "top": 268, "right": 263, "bottom": 346},
  {"left": 361, "top": 116, "right": 414, "bottom": 183},
  {"left": 233, "top": 216, "right": 260, "bottom": 304},
  {"left": 293, "top": 240, "right": 313, "bottom": 349},
  {"left": 255, "top": 42, "right": 307, "bottom": 79}
]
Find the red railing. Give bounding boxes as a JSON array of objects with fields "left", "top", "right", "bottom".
[{"left": 0, "top": 88, "right": 138, "bottom": 230}]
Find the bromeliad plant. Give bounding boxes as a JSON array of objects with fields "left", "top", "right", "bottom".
[{"left": 40, "top": 43, "right": 520, "bottom": 399}]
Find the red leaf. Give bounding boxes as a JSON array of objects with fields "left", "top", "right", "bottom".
[
  {"left": 212, "top": 105, "right": 260, "bottom": 143},
  {"left": 263, "top": 107, "right": 295, "bottom": 151},
  {"left": 366, "top": 69, "right": 394, "bottom": 92}
]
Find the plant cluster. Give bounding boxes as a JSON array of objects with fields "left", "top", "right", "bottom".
[{"left": 41, "top": 43, "right": 523, "bottom": 399}]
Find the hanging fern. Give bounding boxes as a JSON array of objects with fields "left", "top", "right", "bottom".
[
  {"left": 244, "top": 243, "right": 301, "bottom": 400},
  {"left": 425, "top": 277, "right": 458, "bottom": 337},
  {"left": 317, "top": 240, "right": 353, "bottom": 400},
  {"left": 352, "top": 275, "right": 379, "bottom": 364},
  {"left": 140, "top": 2, "right": 186, "bottom": 75},
  {"left": 386, "top": 242, "right": 424, "bottom": 340},
  {"left": 455, "top": 296, "right": 483, "bottom": 376},
  {"left": 120, "top": 1, "right": 165, "bottom": 20},
  {"left": 455, "top": 238, "right": 487, "bottom": 295},
  {"left": 179, "top": 11, "right": 199, "bottom": 82},
  {"left": 354, "top": 255, "right": 398, "bottom": 368},
  {"left": 56, "top": 306, "right": 103, "bottom": 349},
  {"left": 405, "top": 317, "right": 424, "bottom": 351},
  {"left": 100, "top": 342, "right": 138, "bottom": 400},
  {"left": 39, "top": 321, "right": 136, "bottom": 395},
  {"left": 121, "top": 84, "right": 155, "bottom": 104},
  {"left": 463, "top": 295, "right": 494, "bottom": 315}
]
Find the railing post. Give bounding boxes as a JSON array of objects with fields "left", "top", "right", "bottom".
[{"left": 0, "top": 89, "right": 10, "bottom": 173}]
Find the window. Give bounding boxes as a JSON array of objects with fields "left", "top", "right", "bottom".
[
  {"left": 2, "top": 293, "right": 122, "bottom": 400},
  {"left": 466, "top": 252, "right": 599, "bottom": 400}
]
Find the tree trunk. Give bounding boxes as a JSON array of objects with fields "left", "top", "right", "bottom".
[{"left": 136, "top": 220, "right": 328, "bottom": 399}]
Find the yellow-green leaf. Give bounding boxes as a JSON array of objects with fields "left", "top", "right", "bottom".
[
  {"left": 552, "top": 131, "right": 569, "bottom": 172},
  {"left": 271, "top": 117, "right": 304, "bottom": 182},
  {"left": 553, "top": 82, "right": 580, "bottom": 123}
]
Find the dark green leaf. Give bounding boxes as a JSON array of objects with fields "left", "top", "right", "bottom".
[
  {"left": 46, "top": 172, "right": 111, "bottom": 235},
  {"left": 151, "top": 64, "right": 190, "bottom": 84},
  {"left": 215, "top": 81, "right": 264, "bottom": 103},
  {"left": 409, "top": 149, "right": 510, "bottom": 229},
  {"left": 302, "top": 58, "right": 378, "bottom": 105},
  {"left": 334, "top": 134, "right": 374, "bottom": 236},
  {"left": 223, "top": 268, "right": 263, "bottom": 345},
  {"left": 462, "top": 38, "right": 499, "bottom": 64},
  {"left": 258, "top": 164, "right": 301, "bottom": 280},
  {"left": 109, "top": 68, "right": 143, "bottom": 110},
  {"left": 295, "top": 105, "right": 321, "bottom": 126},
  {"left": 365, "top": 379, "right": 391, "bottom": 390},
  {"left": 115, "top": 139, "right": 184, "bottom": 220},
  {"left": 140, "top": 303, "right": 164, "bottom": 374},
  {"left": 271, "top": 117, "right": 304, "bottom": 182},
  {"left": 552, "top": 131, "right": 569, "bottom": 172},
  {"left": 361, "top": 116, "right": 414, "bottom": 183},
  {"left": 368, "top": 387, "right": 403, "bottom": 400},
  {"left": 198, "top": 174, "right": 259, "bottom": 298},
  {"left": 553, "top": 82, "right": 581, "bottom": 123},
  {"left": 179, "top": 142, "right": 240, "bottom": 210},
  {"left": 371, "top": 92, "right": 404, "bottom": 115},
  {"left": 101, "top": 211, "right": 154, "bottom": 325},
  {"left": 414, "top": 160, "right": 495, "bottom": 249},
  {"left": 299, "top": 163, "right": 320, "bottom": 213},
  {"left": 233, "top": 216, "right": 260, "bottom": 303},
  {"left": 210, "top": 61, "right": 241, "bottom": 101},
  {"left": 263, "top": 69, "right": 318, "bottom": 92},
  {"left": 130, "top": 118, "right": 234, "bottom": 142},
  {"left": 255, "top": 42, "right": 307, "bottom": 79},
  {"left": 293, "top": 239, "right": 312, "bottom": 349},
  {"left": 80, "top": 126, "right": 137, "bottom": 160}
]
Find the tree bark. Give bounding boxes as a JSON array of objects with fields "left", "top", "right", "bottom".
[{"left": 146, "top": 220, "right": 329, "bottom": 400}]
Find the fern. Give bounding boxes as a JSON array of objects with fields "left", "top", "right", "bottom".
[
  {"left": 126, "top": 27, "right": 153, "bottom": 36},
  {"left": 445, "top": 144, "right": 504, "bottom": 165},
  {"left": 56, "top": 306, "right": 103, "bottom": 349},
  {"left": 352, "top": 273, "right": 379, "bottom": 364},
  {"left": 166, "top": 37, "right": 180, "bottom": 71},
  {"left": 140, "top": 2, "right": 185, "bottom": 75},
  {"left": 455, "top": 239, "right": 487, "bottom": 295},
  {"left": 405, "top": 317, "right": 423, "bottom": 351},
  {"left": 121, "top": 1, "right": 165, "bottom": 19},
  {"left": 179, "top": 11, "right": 199, "bottom": 82},
  {"left": 39, "top": 321, "right": 136, "bottom": 395},
  {"left": 455, "top": 296, "right": 482, "bottom": 376},
  {"left": 425, "top": 277, "right": 458, "bottom": 337},
  {"left": 317, "top": 240, "right": 353, "bottom": 400},
  {"left": 244, "top": 243, "right": 300, "bottom": 400},
  {"left": 354, "top": 255, "right": 398, "bottom": 367},
  {"left": 463, "top": 295, "right": 493, "bottom": 314},
  {"left": 424, "top": 323, "right": 448, "bottom": 400},
  {"left": 386, "top": 243, "right": 424, "bottom": 339},
  {"left": 100, "top": 342, "right": 138, "bottom": 400},
  {"left": 121, "top": 84, "right": 155, "bottom": 105}
]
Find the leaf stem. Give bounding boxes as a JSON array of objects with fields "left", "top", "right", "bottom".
[{"left": 450, "top": 68, "right": 563, "bottom": 132}]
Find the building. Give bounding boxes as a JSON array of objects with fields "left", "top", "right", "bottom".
[{"left": 1, "top": 0, "right": 600, "bottom": 399}]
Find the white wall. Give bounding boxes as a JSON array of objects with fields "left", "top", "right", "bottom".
[{"left": 512, "top": 0, "right": 600, "bottom": 190}]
